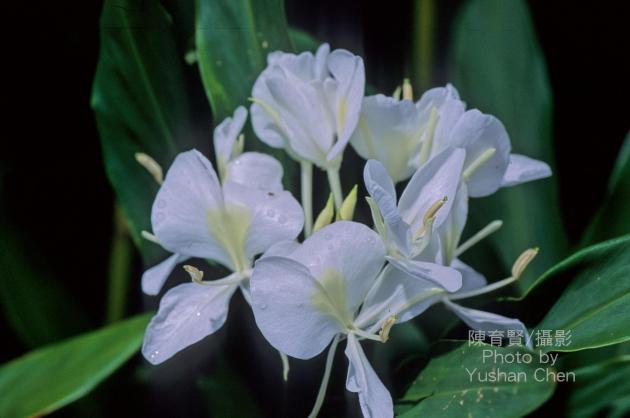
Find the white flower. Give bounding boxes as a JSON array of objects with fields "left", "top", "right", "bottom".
[
  {"left": 363, "top": 148, "right": 465, "bottom": 291},
  {"left": 141, "top": 148, "right": 303, "bottom": 364},
  {"left": 251, "top": 221, "right": 394, "bottom": 418},
  {"left": 250, "top": 43, "right": 365, "bottom": 169}
]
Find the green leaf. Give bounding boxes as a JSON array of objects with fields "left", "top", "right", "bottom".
[
  {"left": 450, "top": 0, "right": 568, "bottom": 290},
  {"left": 534, "top": 235, "right": 630, "bottom": 352},
  {"left": 92, "top": 0, "right": 195, "bottom": 263},
  {"left": 582, "top": 131, "right": 630, "bottom": 246},
  {"left": 399, "top": 342, "right": 555, "bottom": 418},
  {"left": 0, "top": 314, "right": 150, "bottom": 418},
  {"left": 195, "top": 0, "right": 297, "bottom": 188},
  {"left": 0, "top": 222, "right": 89, "bottom": 348}
]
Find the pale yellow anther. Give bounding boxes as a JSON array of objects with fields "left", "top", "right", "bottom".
[
  {"left": 423, "top": 196, "right": 448, "bottom": 225},
  {"left": 135, "top": 152, "right": 163, "bottom": 185},
  {"left": 141, "top": 230, "right": 160, "bottom": 245},
  {"left": 313, "top": 193, "right": 335, "bottom": 233},
  {"left": 183, "top": 265, "right": 204, "bottom": 283},
  {"left": 338, "top": 184, "right": 358, "bottom": 221},
  {"left": 379, "top": 315, "right": 397, "bottom": 343},
  {"left": 402, "top": 78, "right": 413, "bottom": 101},
  {"left": 392, "top": 85, "right": 402, "bottom": 100},
  {"left": 511, "top": 247, "right": 539, "bottom": 279}
]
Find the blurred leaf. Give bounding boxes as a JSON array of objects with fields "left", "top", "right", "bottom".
[
  {"left": 582, "top": 131, "right": 630, "bottom": 245},
  {"left": 288, "top": 27, "right": 319, "bottom": 52},
  {"left": 198, "top": 360, "right": 262, "bottom": 418},
  {"left": 450, "top": 0, "right": 568, "bottom": 290},
  {"left": 0, "top": 313, "right": 150, "bottom": 418},
  {"left": 195, "top": 0, "right": 297, "bottom": 188},
  {"left": 534, "top": 235, "right": 630, "bottom": 352},
  {"left": 92, "top": 0, "right": 195, "bottom": 263},
  {"left": 399, "top": 342, "right": 555, "bottom": 417},
  {"left": 0, "top": 222, "right": 89, "bottom": 348},
  {"left": 567, "top": 350, "right": 630, "bottom": 418}
]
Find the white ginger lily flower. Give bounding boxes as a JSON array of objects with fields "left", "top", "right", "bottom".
[
  {"left": 251, "top": 221, "right": 396, "bottom": 418},
  {"left": 363, "top": 148, "right": 466, "bottom": 292},
  {"left": 141, "top": 148, "right": 303, "bottom": 364},
  {"left": 140, "top": 107, "right": 284, "bottom": 296},
  {"left": 250, "top": 43, "right": 365, "bottom": 170}
]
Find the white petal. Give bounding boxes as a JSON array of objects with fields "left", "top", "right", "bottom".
[
  {"left": 443, "top": 299, "right": 531, "bottom": 347},
  {"left": 416, "top": 83, "right": 461, "bottom": 118},
  {"left": 398, "top": 148, "right": 466, "bottom": 232},
  {"left": 151, "top": 150, "right": 232, "bottom": 267},
  {"left": 142, "top": 282, "right": 237, "bottom": 364},
  {"left": 326, "top": 49, "right": 365, "bottom": 162},
  {"left": 213, "top": 106, "right": 247, "bottom": 167},
  {"left": 447, "top": 110, "right": 512, "bottom": 197},
  {"left": 434, "top": 181, "right": 469, "bottom": 265},
  {"left": 141, "top": 253, "right": 190, "bottom": 296},
  {"left": 345, "top": 334, "right": 393, "bottom": 418},
  {"left": 356, "top": 266, "right": 441, "bottom": 330},
  {"left": 260, "top": 240, "right": 300, "bottom": 259},
  {"left": 350, "top": 95, "right": 422, "bottom": 183},
  {"left": 225, "top": 152, "right": 284, "bottom": 192},
  {"left": 501, "top": 153, "right": 552, "bottom": 187},
  {"left": 290, "top": 221, "right": 386, "bottom": 314},
  {"left": 386, "top": 256, "right": 462, "bottom": 292},
  {"left": 452, "top": 258, "right": 487, "bottom": 293},
  {"left": 431, "top": 95, "right": 466, "bottom": 154},
  {"left": 363, "top": 159, "right": 411, "bottom": 255},
  {"left": 222, "top": 181, "right": 303, "bottom": 259},
  {"left": 250, "top": 256, "right": 342, "bottom": 359}
]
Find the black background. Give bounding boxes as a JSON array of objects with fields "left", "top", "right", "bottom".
[{"left": 2, "top": 1, "right": 628, "bottom": 417}]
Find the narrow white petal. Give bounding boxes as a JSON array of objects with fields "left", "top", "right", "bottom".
[
  {"left": 225, "top": 152, "right": 284, "bottom": 192},
  {"left": 142, "top": 282, "right": 237, "bottom": 364},
  {"left": 386, "top": 256, "right": 462, "bottom": 292},
  {"left": 213, "top": 106, "right": 247, "bottom": 167},
  {"left": 141, "top": 253, "right": 190, "bottom": 296},
  {"left": 345, "top": 334, "right": 393, "bottom": 418},
  {"left": 501, "top": 153, "right": 552, "bottom": 187},
  {"left": 452, "top": 258, "right": 487, "bottom": 293},
  {"left": 151, "top": 150, "right": 232, "bottom": 267},
  {"left": 250, "top": 256, "right": 342, "bottom": 359}
]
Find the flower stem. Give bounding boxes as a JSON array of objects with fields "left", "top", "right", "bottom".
[
  {"left": 308, "top": 335, "right": 340, "bottom": 418},
  {"left": 448, "top": 276, "right": 516, "bottom": 301},
  {"left": 106, "top": 205, "right": 133, "bottom": 324},
  {"left": 326, "top": 168, "right": 343, "bottom": 211},
  {"left": 301, "top": 161, "right": 314, "bottom": 237}
]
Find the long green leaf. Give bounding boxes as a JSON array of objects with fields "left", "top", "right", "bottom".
[
  {"left": 450, "top": 0, "right": 568, "bottom": 290},
  {"left": 92, "top": 0, "right": 195, "bottom": 263},
  {"left": 535, "top": 235, "right": 630, "bottom": 352},
  {"left": 0, "top": 314, "right": 150, "bottom": 418},
  {"left": 581, "top": 131, "right": 630, "bottom": 245},
  {"left": 399, "top": 342, "right": 555, "bottom": 418}
]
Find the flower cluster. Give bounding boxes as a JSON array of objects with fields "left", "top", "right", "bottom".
[{"left": 137, "top": 43, "right": 550, "bottom": 418}]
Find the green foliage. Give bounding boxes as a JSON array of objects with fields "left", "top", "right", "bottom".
[
  {"left": 92, "top": 0, "right": 195, "bottom": 263},
  {"left": 198, "top": 361, "right": 262, "bottom": 418},
  {"left": 399, "top": 342, "right": 555, "bottom": 418},
  {"left": 450, "top": 0, "right": 568, "bottom": 289},
  {"left": 0, "top": 314, "right": 150, "bottom": 418},
  {"left": 534, "top": 235, "right": 630, "bottom": 351}
]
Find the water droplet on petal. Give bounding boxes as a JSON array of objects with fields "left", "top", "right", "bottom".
[
  {"left": 267, "top": 209, "right": 275, "bottom": 217},
  {"left": 367, "top": 236, "right": 376, "bottom": 245},
  {"left": 157, "top": 199, "right": 167, "bottom": 209},
  {"left": 259, "top": 303, "right": 267, "bottom": 310},
  {"left": 150, "top": 350, "right": 160, "bottom": 360},
  {"left": 278, "top": 215, "right": 287, "bottom": 224},
  {"left": 324, "top": 233, "right": 332, "bottom": 240},
  {"left": 196, "top": 311, "right": 201, "bottom": 317}
]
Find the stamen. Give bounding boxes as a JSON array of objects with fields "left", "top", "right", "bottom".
[
  {"left": 511, "top": 247, "right": 539, "bottom": 279},
  {"left": 184, "top": 268, "right": 249, "bottom": 286},
  {"left": 402, "top": 78, "right": 413, "bottom": 100},
  {"left": 463, "top": 147, "right": 496, "bottom": 180},
  {"left": 413, "top": 196, "right": 447, "bottom": 239},
  {"left": 351, "top": 328, "right": 383, "bottom": 342},
  {"left": 366, "top": 197, "right": 387, "bottom": 240},
  {"left": 379, "top": 316, "right": 397, "bottom": 342},
  {"left": 392, "top": 85, "right": 402, "bottom": 100},
  {"left": 141, "top": 230, "right": 160, "bottom": 244},
  {"left": 454, "top": 220, "right": 503, "bottom": 257},
  {"left": 183, "top": 265, "right": 204, "bottom": 283},
  {"left": 135, "top": 152, "right": 163, "bottom": 185},
  {"left": 307, "top": 335, "right": 340, "bottom": 418},
  {"left": 279, "top": 351, "right": 290, "bottom": 382}
]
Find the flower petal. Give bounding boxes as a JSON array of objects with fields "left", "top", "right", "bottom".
[
  {"left": 386, "top": 256, "right": 462, "bottom": 292},
  {"left": 501, "top": 153, "right": 552, "bottom": 187},
  {"left": 151, "top": 150, "right": 232, "bottom": 267},
  {"left": 446, "top": 110, "right": 512, "bottom": 197},
  {"left": 452, "top": 258, "right": 487, "bottom": 293},
  {"left": 364, "top": 159, "right": 411, "bottom": 255},
  {"left": 250, "top": 256, "right": 342, "bottom": 359},
  {"left": 141, "top": 253, "right": 190, "bottom": 296},
  {"left": 213, "top": 106, "right": 247, "bottom": 168},
  {"left": 225, "top": 152, "right": 284, "bottom": 192},
  {"left": 222, "top": 181, "right": 303, "bottom": 260},
  {"left": 398, "top": 147, "right": 466, "bottom": 232},
  {"left": 350, "top": 95, "right": 422, "bottom": 183},
  {"left": 290, "top": 221, "right": 386, "bottom": 314},
  {"left": 345, "top": 334, "right": 393, "bottom": 418},
  {"left": 142, "top": 282, "right": 237, "bottom": 364},
  {"left": 443, "top": 299, "right": 531, "bottom": 348}
]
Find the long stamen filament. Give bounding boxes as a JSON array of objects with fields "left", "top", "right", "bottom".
[
  {"left": 463, "top": 147, "right": 496, "bottom": 180},
  {"left": 140, "top": 230, "right": 160, "bottom": 245},
  {"left": 279, "top": 351, "right": 290, "bottom": 382},
  {"left": 301, "top": 161, "right": 314, "bottom": 237},
  {"left": 351, "top": 329, "right": 383, "bottom": 342},
  {"left": 454, "top": 220, "right": 503, "bottom": 257},
  {"left": 184, "top": 267, "right": 251, "bottom": 286},
  {"left": 307, "top": 335, "right": 340, "bottom": 418}
]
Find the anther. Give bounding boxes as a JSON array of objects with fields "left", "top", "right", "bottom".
[
  {"left": 511, "top": 247, "right": 539, "bottom": 279},
  {"left": 379, "top": 316, "right": 397, "bottom": 342},
  {"left": 183, "top": 265, "right": 204, "bottom": 283},
  {"left": 135, "top": 152, "right": 164, "bottom": 185}
]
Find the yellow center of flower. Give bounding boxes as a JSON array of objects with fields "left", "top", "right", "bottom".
[{"left": 206, "top": 204, "right": 251, "bottom": 273}]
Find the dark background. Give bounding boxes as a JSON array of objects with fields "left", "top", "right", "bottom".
[{"left": 2, "top": 0, "right": 628, "bottom": 417}]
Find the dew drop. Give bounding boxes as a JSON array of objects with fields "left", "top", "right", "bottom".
[
  {"left": 259, "top": 303, "right": 267, "bottom": 310},
  {"left": 157, "top": 199, "right": 167, "bottom": 209},
  {"left": 278, "top": 215, "right": 287, "bottom": 224},
  {"left": 367, "top": 236, "right": 376, "bottom": 245},
  {"left": 267, "top": 209, "right": 276, "bottom": 217},
  {"left": 324, "top": 233, "right": 333, "bottom": 240},
  {"left": 150, "top": 350, "right": 160, "bottom": 360},
  {"left": 196, "top": 311, "right": 201, "bottom": 317}
]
